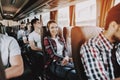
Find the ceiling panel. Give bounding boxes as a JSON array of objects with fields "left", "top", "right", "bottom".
[
  {"left": 0, "top": 0, "right": 29, "bottom": 19},
  {"left": 0, "top": 0, "right": 88, "bottom": 20}
]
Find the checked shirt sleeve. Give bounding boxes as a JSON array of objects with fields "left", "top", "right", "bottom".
[
  {"left": 80, "top": 43, "right": 110, "bottom": 80},
  {"left": 43, "top": 37, "right": 61, "bottom": 61}
]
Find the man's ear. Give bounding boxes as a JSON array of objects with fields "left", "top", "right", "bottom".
[
  {"left": 107, "top": 21, "right": 118, "bottom": 35},
  {"left": 109, "top": 21, "right": 118, "bottom": 30}
]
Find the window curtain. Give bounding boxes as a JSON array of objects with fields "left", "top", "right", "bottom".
[
  {"left": 99, "top": 0, "right": 114, "bottom": 28},
  {"left": 69, "top": 5, "right": 75, "bottom": 26},
  {"left": 50, "top": 10, "right": 58, "bottom": 22}
]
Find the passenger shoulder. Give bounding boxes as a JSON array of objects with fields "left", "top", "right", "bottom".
[
  {"left": 82, "top": 36, "right": 99, "bottom": 48},
  {"left": 3, "top": 34, "right": 15, "bottom": 40}
]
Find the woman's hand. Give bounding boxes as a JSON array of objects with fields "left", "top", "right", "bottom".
[{"left": 61, "top": 56, "right": 69, "bottom": 66}]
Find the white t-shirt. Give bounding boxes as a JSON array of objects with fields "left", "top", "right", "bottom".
[
  {"left": 52, "top": 38, "right": 64, "bottom": 57},
  {"left": 28, "top": 31, "right": 42, "bottom": 49},
  {"left": 22, "top": 30, "right": 30, "bottom": 40},
  {"left": 0, "top": 34, "right": 21, "bottom": 66}
]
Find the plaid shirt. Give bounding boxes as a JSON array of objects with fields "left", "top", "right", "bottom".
[
  {"left": 44, "top": 36, "right": 67, "bottom": 67},
  {"left": 80, "top": 33, "right": 120, "bottom": 80}
]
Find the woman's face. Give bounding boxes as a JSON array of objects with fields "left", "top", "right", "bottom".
[{"left": 49, "top": 23, "right": 58, "bottom": 37}]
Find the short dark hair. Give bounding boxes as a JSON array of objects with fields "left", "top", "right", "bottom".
[
  {"left": 31, "top": 18, "right": 39, "bottom": 30},
  {"left": 31, "top": 18, "right": 39, "bottom": 27},
  {"left": 105, "top": 3, "right": 120, "bottom": 30}
]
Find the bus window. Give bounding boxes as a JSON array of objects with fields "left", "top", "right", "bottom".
[
  {"left": 58, "top": 6, "right": 69, "bottom": 28},
  {"left": 114, "top": 0, "right": 120, "bottom": 5},
  {"left": 75, "top": 0, "right": 96, "bottom": 26},
  {"left": 42, "top": 12, "right": 50, "bottom": 26}
]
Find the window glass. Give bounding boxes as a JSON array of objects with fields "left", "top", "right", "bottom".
[
  {"left": 114, "top": 0, "right": 120, "bottom": 5},
  {"left": 58, "top": 7, "right": 69, "bottom": 28},
  {"left": 75, "top": 0, "right": 96, "bottom": 26},
  {"left": 42, "top": 12, "right": 50, "bottom": 26}
]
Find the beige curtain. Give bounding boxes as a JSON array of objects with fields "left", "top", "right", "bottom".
[
  {"left": 69, "top": 5, "right": 76, "bottom": 26},
  {"left": 99, "top": 0, "right": 114, "bottom": 28}
]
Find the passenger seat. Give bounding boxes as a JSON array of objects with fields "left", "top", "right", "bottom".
[{"left": 71, "top": 26, "right": 102, "bottom": 80}]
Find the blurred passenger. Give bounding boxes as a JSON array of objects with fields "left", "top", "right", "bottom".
[
  {"left": 0, "top": 28, "right": 23, "bottom": 79},
  {"left": 80, "top": 3, "right": 120, "bottom": 80},
  {"left": 17, "top": 22, "right": 25, "bottom": 47},
  {"left": 17, "top": 22, "right": 25, "bottom": 40},
  {"left": 44, "top": 20, "right": 78, "bottom": 80}
]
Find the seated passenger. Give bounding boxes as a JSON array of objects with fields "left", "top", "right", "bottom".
[
  {"left": 17, "top": 22, "right": 25, "bottom": 40},
  {"left": 80, "top": 3, "right": 120, "bottom": 80},
  {"left": 28, "top": 18, "right": 44, "bottom": 79},
  {"left": 0, "top": 33, "right": 23, "bottom": 79},
  {"left": 17, "top": 22, "right": 26, "bottom": 47},
  {"left": 44, "top": 20, "right": 78, "bottom": 80},
  {"left": 28, "top": 18, "right": 42, "bottom": 52}
]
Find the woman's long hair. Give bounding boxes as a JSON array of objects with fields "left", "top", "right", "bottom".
[{"left": 46, "top": 20, "right": 63, "bottom": 38}]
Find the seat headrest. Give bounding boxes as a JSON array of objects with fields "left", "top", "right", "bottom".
[{"left": 71, "top": 26, "right": 102, "bottom": 80}]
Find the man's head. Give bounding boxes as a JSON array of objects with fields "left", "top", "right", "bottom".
[
  {"left": 105, "top": 3, "right": 120, "bottom": 30},
  {"left": 31, "top": 18, "right": 42, "bottom": 30},
  {"left": 104, "top": 3, "right": 120, "bottom": 43},
  {"left": 20, "top": 23, "right": 25, "bottom": 29}
]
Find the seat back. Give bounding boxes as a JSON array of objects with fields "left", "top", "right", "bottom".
[
  {"left": 63, "top": 27, "right": 73, "bottom": 57},
  {"left": 63, "top": 27, "right": 67, "bottom": 42},
  {"left": 71, "top": 26, "right": 102, "bottom": 80},
  {"left": 41, "top": 26, "right": 47, "bottom": 66}
]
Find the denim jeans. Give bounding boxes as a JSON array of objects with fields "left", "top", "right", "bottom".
[{"left": 50, "top": 62, "right": 79, "bottom": 80}]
